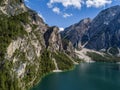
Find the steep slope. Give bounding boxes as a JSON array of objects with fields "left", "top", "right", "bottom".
[
  {"left": 0, "top": 0, "right": 27, "bottom": 15},
  {"left": 62, "top": 5, "right": 120, "bottom": 56},
  {"left": 85, "top": 5, "right": 120, "bottom": 55},
  {"left": 61, "top": 18, "right": 91, "bottom": 49},
  {"left": 0, "top": 0, "right": 74, "bottom": 90}
]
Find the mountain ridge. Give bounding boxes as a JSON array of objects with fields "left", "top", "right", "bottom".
[
  {"left": 0, "top": 1, "right": 120, "bottom": 90},
  {"left": 62, "top": 5, "right": 120, "bottom": 56},
  {"left": 61, "top": 18, "right": 92, "bottom": 48}
]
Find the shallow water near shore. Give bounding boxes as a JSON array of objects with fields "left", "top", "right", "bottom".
[{"left": 32, "top": 63, "right": 120, "bottom": 90}]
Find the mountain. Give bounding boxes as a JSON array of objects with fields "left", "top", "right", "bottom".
[
  {"left": 85, "top": 5, "right": 120, "bottom": 52},
  {"left": 0, "top": 0, "right": 75, "bottom": 90},
  {"left": 62, "top": 5, "right": 120, "bottom": 56},
  {"left": 1, "top": 1, "right": 120, "bottom": 90},
  {"left": 61, "top": 18, "right": 91, "bottom": 49}
]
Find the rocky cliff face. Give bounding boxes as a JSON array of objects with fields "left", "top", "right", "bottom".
[
  {"left": 0, "top": 0, "right": 74, "bottom": 90},
  {"left": 61, "top": 18, "right": 91, "bottom": 49},
  {"left": 0, "top": 0, "right": 27, "bottom": 15},
  {"left": 62, "top": 5, "right": 120, "bottom": 56},
  {"left": 44, "top": 26, "right": 63, "bottom": 51},
  {"left": 85, "top": 5, "right": 120, "bottom": 55}
]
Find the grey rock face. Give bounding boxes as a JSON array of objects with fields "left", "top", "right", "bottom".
[
  {"left": 61, "top": 18, "right": 92, "bottom": 48},
  {"left": 44, "top": 26, "right": 63, "bottom": 51},
  {"left": 0, "top": 0, "right": 27, "bottom": 16},
  {"left": 85, "top": 5, "right": 120, "bottom": 51},
  {"left": 62, "top": 5, "right": 120, "bottom": 55}
]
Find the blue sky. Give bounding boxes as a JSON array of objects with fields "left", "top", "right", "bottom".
[{"left": 24, "top": 0, "right": 120, "bottom": 29}]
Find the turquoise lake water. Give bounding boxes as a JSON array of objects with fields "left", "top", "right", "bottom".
[{"left": 32, "top": 63, "right": 120, "bottom": 90}]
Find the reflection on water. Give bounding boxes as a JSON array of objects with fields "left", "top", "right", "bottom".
[{"left": 32, "top": 63, "right": 120, "bottom": 90}]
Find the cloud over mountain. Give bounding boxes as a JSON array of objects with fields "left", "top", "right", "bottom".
[
  {"left": 48, "top": 0, "right": 112, "bottom": 9},
  {"left": 47, "top": 0, "right": 112, "bottom": 18},
  {"left": 86, "top": 0, "right": 112, "bottom": 8},
  {"left": 48, "top": 0, "right": 83, "bottom": 9}
]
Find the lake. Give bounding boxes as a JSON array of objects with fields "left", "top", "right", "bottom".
[{"left": 32, "top": 63, "right": 120, "bottom": 90}]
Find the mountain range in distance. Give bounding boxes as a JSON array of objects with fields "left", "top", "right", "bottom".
[
  {"left": 0, "top": 0, "right": 120, "bottom": 90},
  {"left": 61, "top": 5, "right": 120, "bottom": 56}
]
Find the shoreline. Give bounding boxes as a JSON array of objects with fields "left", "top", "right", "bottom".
[
  {"left": 30, "top": 65, "right": 76, "bottom": 90},
  {"left": 53, "top": 70, "right": 62, "bottom": 72},
  {"left": 30, "top": 62, "right": 119, "bottom": 90}
]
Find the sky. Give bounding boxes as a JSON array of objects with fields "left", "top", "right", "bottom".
[{"left": 24, "top": 0, "right": 120, "bottom": 29}]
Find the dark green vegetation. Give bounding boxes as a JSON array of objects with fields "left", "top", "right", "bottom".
[
  {"left": 0, "top": 61, "right": 20, "bottom": 90},
  {"left": 0, "top": 1, "right": 2, "bottom": 5},
  {"left": 73, "top": 58, "right": 83, "bottom": 63},
  {"left": 87, "top": 52, "right": 120, "bottom": 63},
  {"left": 40, "top": 50, "right": 55, "bottom": 74},
  {"left": 0, "top": 12, "right": 28, "bottom": 90},
  {"left": 23, "top": 50, "right": 56, "bottom": 89},
  {"left": 0, "top": 12, "right": 28, "bottom": 62},
  {"left": 53, "top": 52, "right": 74, "bottom": 70}
]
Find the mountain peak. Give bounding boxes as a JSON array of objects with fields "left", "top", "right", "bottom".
[
  {"left": 96, "top": 5, "right": 120, "bottom": 20},
  {"left": 61, "top": 17, "right": 91, "bottom": 48},
  {"left": 84, "top": 5, "right": 120, "bottom": 52},
  {"left": 62, "top": 5, "right": 120, "bottom": 53},
  {"left": 80, "top": 18, "right": 92, "bottom": 24},
  {"left": 105, "top": 5, "right": 120, "bottom": 10}
]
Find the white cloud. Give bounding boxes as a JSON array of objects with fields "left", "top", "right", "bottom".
[
  {"left": 47, "top": 0, "right": 112, "bottom": 18},
  {"left": 26, "top": 0, "right": 113, "bottom": 19},
  {"left": 47, "top": 3, "right": 53, "bottom": 8},
  {"left": 86, "top": 0, "right": 112, "bottom": 8},
  {"left": 59, "top": 27, "right": 64, "bottom": 32},
  {"left": 52, "top": 6, "right": 73, "bottom": 18},
  {"left": 48, "top": 0, "right": 84, "bottom": 9},
  {"left": 52, "top": 7, "right": 61, "bottom": 14},
  {"left": 63, "top": 13, "right": 73, "bottom": 18},
  {"left": 48, "top": 0, "right": 112, "bottom": 9}
]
